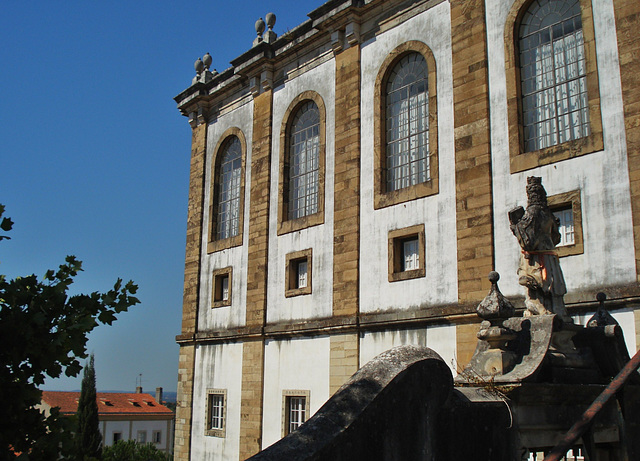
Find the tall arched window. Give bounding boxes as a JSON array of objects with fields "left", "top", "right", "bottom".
[
  {"left": 287, "top": 101, "right": 320, "bottom": 220},
  {"left": 519, "top": 0, "right": 589, "bottom": 152},
  {"left": 385, "top": 53, "right": 429, "bottom": 192},
  {"left": 215, "top": 136, "right": 242, "bottom": 240}
]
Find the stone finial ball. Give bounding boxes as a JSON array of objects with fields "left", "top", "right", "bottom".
[
  {"left": 203, "top": 52, "right": 212, "bottom": 69},
  {"left": 596, "top": 292, "right": 607, "bottom": 302},
  {"left": 488, "top": 271, "right": 500, "bottom": 283},
  {"left": 255, "top": 17, "right": 266, "bottom": 35},
  {"left": 266, "top": 12, "right": 276, "bottom": 29},
  {"left": 194, "top": 58, "right": 204, "bottom": 73}
]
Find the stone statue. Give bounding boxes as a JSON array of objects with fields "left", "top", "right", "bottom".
[{"left": 509, "top": 177, "right": 570, "bottom": 320}]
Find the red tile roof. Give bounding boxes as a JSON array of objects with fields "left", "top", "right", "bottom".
[{"left": 41, "top": 391, "right": 173, "bottom": 416}]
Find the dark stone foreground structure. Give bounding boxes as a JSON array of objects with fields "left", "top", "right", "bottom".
[
  {"left": 248, "top": 339, "right": 640, "bottom": 461},
  {"left": 248, "top": 346, "right": 452, "bottom": 461}
]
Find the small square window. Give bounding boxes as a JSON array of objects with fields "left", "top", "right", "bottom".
[
  {"left": 137, "top": 430, "right": 147, "bottom": 443},
  {"left": 113, "top": 432, "right": 122, "bottom": 444},
  {"left": 296, "top": 260, "right": 308, "bottom": 288},
  {"left": 152, "top": 430, "right": 161, "bottom": 444},
  {"left": 212, "top": 267, "right": 232, "bottom": 308},
  {"left": 282, "top": 390, "right": 310, "bottom": 437},
  {"left": 548, "top": 190, "right": 583, "bottom": 257},
  {"left": 205, "top": 389, "right": 227, "bottom": 438},
  {"left": 553, "top": 207, "right": 575, "bottom": 247},
  {"left": 285, "top": 249, "right": 312, "bottom": 297},
  {"left": 388, "top": 224, "right": 426, "bottom": 282}
]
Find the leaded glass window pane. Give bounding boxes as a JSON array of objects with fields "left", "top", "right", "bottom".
[
  {"left": 519, "top": 0, "right": 589, "bottom": 151},
  {"left": 288, "top": 101, "right": 320, "bottom": 220},
  {"left": 385, "top": 53, "right": 430, "bottom": 192},
  {"left": 216, "top": 137, "right": 242, "bottom": 240}
]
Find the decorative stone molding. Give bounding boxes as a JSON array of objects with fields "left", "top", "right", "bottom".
[
  {"left": 331, "top": 30, "right": 344, "bottom": 53},
  {"left": 345, "top": 22, "right": 360, "bottom": 46}
]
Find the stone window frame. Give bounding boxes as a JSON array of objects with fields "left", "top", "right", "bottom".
[
  {"left": 281, "top": 389, "right": 310, "bottom": 437},
  {"left": 152, "top": 430, "right": 161, "bottom": 444},
  {"left": 278, "top": 91, "right": 326, "bottom": 235},
  {"left": 207, "top": 127, "right": 247, "bottom": 253},
  {"left": 205, "top": 388, "right": 227, "bottom": 438},
  {"left": 388, "top": 224, "right": 426, "bottom": 282},
  {"left": 373, "top": 41, "right": 439, "bottom": 210},
  {"left": 548, "top": 189, "right": 583, "bottom": 257},
  {"left": 211, "top": 266, "right": 232, "bottom": 308},
  {"left": 136, "top": 430, "right": 147, "bottom": 443},
  {"left": 285, "top": 249, "right": 313, "bottom": 298},
  {"left": 504, "top": 0, "right": 603, "bottom": 173}
]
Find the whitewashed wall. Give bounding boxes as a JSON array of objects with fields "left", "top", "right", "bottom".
[
  {"left": 191, "top": 342, "right": 244, "bottom": 461},
  {"left": 261, "top": 336, "right": 331, "bottom": 449},
  {"left": 199, "top": 100, "right": 254, "bottom": 331},
  {"left": 360, "top": 324, "right": 458, "bottom": 374},
  {"left": 486, "top": 0, "right": 636, "bottom": 297},
  {"left": 360, "top": 1, "right": 458, "bottom": 314},
  {"left": 267, "top": 58, "right": 336, "bottom": 323},
  {"left": 102, "top": 420, "right": 130, "bottom": 445}
]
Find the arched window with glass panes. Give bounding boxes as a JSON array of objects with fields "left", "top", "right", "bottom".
[
  {"left": 385, "top": 53, "right": 430, "bottom": 192},
  {"left": 286, "top": 101, "right": 320, "bottom": 220},
  {"left": 519, "top": 0, "right": 589, "bottom": 152},
  {"left": 215, "top": 136, "right": 242, "bottom": 240}
]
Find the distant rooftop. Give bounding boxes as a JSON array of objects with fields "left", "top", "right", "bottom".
[{"left": 41, "top": 391, "right": 174, "bottom": 416}]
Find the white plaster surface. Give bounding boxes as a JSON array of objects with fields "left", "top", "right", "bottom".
[
  {"left": 199, "top": 101, "right": 254, "bottom": 331},
  {"left": 360, "top": 2, "right": 458, "bottom": 313},
  {"left": 486, "top": 0, "right": 635, "bottom": 297},
  {"left": 102, "top": 419, "right": 173, "bottom": 451},
  {"left": 360, "top": 324, "right": 458, "bottom": 376},
  {"left": 191, "top": 342, "right": 244, "bottom": 461},
  {"left": 267, "top": 59, "right": 336, "bottom": 323},
  {"left": 261, "top": 336, "right": 331, "bottom": 450}
]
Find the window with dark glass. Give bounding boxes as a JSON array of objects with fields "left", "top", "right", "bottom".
[
  {"left": 287, "top": 101, "right": 320, "bottom": 220},
  {"left": 519, "top": 0, "right": 589, "bottom": 152},
  {"left": 385, "top": 53, "right": 429, "bottom": 192},
  {"left": 215, "top": 137, "right": 242, "bottom": 240}
]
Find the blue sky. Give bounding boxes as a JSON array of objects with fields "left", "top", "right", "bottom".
[{"left": 0, "top": 1, "right": 316, "bottom": 393}]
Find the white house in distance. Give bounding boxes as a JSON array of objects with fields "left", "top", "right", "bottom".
[{"left": 39, "top": 388, "right": 174, "bottom": 453}]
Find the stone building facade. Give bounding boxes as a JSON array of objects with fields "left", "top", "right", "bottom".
[{"left": 173, "top": 0, "right": 640, "bottom": 459}]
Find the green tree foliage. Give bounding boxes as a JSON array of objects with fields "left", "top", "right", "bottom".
[
  {"left": 77, "top": 355, "right": 102, "bottom": 460},
  {"left": 0, "top": 205, "right": 140, "bottom": 460},
  {"left": 102, "top": 441, "right": 172, "bottom": 461}
]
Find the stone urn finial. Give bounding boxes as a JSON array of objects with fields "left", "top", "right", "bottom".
[
  {"left": 477, "top": 271, "right": 515, "bottom": 321},
  {"left": 194, "top": 57, "right": 204, "bottom": 75},
  {"left": 264, "top": 13, "right": 277, "bottom": 43},
  {"left": 475, "top": 272, "right": 518, "bottom": 375},
  {"left": 254, "top": 17, "right": 266, "bottom": 46},
  {"left": 266, "top": 12, "right": 276, "bottom": 30},
  {"left": 202, "top": 52, "right": 212, "bottom": 71}
]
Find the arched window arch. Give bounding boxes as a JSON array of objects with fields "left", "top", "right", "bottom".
[
  {"left": 278, "top": 91, "right": 326, "bottom": 235},
  {"left": 519, "top": 0, "right": 588, "bottom": 151},
  {"left": 208, "top": 128, "right": 247, "bottom": 253},
  {"left": 287, "top": 101, "right": 320, "bottom": 220},
  {"left": 215, "top": 136, "right": 242, "bottom": 239},
  {"left": 373, "top": 42, "right": 439, "bottom": 209},
  {"left": 505, "top": 0, "right": 603, "bottom": 172},
  {"left": 385, "top": 53, "right": 430, "bottom": 192}
]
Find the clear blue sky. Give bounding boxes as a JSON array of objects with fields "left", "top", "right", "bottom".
[{"left": 0, "top": 1, "right": 316, "bottom": 393}]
